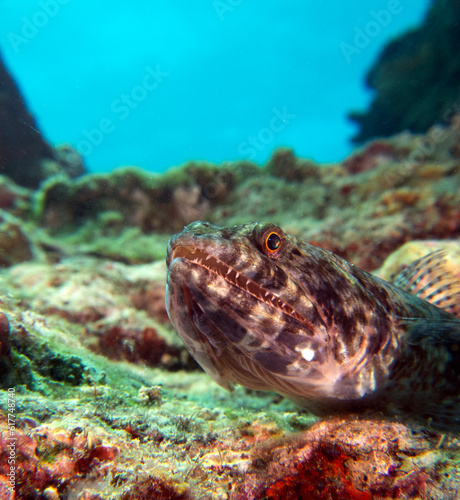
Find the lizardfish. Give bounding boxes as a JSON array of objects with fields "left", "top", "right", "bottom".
[{"left": 166, "top": 222, "right": 460, "bottom": 428}]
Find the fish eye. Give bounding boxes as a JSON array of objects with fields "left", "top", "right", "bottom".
[
  {"left": 255, "top": 225, "right": 286, "bottom": 259},
  {"left": 266, "top": 232, "right": 281, "bottom": 252}
]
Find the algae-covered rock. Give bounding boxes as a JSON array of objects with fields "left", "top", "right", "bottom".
[
  {"left": 34, "top": 163, "right": 241, "bottom": 236},
  {"left": 3, "top": 256, "right": 189, "bottom": 372},
  {"left": 264, "top": 147, "right": 320, "bottom": 183},
  {"left": 8, "top": 116, "right": 453, "bottom": 270},
  {"left": 0, "top": 212, "right": 35, "bottom": 267},
  {"left": 0, "top": 175, "right": 33, "bottom": 218}
]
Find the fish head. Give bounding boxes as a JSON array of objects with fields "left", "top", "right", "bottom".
[{"left": 166, "top": 221, "right": 339, "bottom": 400}]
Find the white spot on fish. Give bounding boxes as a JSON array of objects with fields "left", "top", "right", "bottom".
[{"left": 300, "top": 346, "right": 315, "bottom": 362}]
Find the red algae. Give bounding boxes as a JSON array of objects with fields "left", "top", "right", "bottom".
[{"left": 258, "top": 443, "right": 372, "bottom": 500}]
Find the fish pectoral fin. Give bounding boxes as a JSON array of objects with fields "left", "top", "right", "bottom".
[
  {"left": 402, "top": 317, "right": 460, "bottom": 346},
  {"left": 392, "top": 250, "right": 460, "bottom": 318}
]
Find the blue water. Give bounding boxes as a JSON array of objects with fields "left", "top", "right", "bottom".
[{"left": 1, "top": 0, "right": 430, "bottom": 173}]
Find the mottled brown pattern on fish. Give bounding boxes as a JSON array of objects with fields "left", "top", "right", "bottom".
[{"left": 166, "top": 222, "right": 460, "bottom": 428}]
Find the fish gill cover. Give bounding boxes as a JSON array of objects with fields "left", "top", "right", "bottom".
[{"left": 0, "top": 1, "right": 460, "bottom": 499}]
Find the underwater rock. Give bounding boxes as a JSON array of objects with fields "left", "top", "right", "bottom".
[
  {"left": 264, "top": 147, "right": 320, "bottom": 182},
  {"left": 0, "top": 312, "right": 10, "bottom": 358},
  {"left": 343, "top": 141, "right": 409, "bottom": 174},
  {"left": 349, "top": 0, "right": 460, "bottom": 143},
  {"left": 93, "top": 325, "right": 184, "bottom": 369},
  {"left": 35, "top": 163, "right": 238, "bottom": 236},
  {"left": 119, "top": 476, "right": 192, "bottom": 500},
  {"left": 232, "top": 418, "right": 459, "bottom": 499},
  {"left": 0, "top": 212, "right": 35, "bottom": 267},
  {"left": 20, "top": 118, "right": 458, "bottom": 271},
  {"left": 0, "top": 419, "right": 119, "bottom": 499},
  {"left": 31, "top": 162, "right": 258, "bottom": 263},
  {"left": 0, "top": 312, "right": 11, "bottom": 387},
  {"left": 4, "top": 256, "right": 190, "bottom": 371},
  {"left": 52, "top": 144, "right": 86, "bottom": 179},
  {"left": 0, "top": 53, "right": 86, "bottom": 188},
  {"left": 0, "top": 52, "right": 53, "bottom": 187},
  {"left": 0, "top": 175, "right": 33, "bottom": 218},
  {"left": 212, "top": 133, "right": 460, "bottom": 270}
]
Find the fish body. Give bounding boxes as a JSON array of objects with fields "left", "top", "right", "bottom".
[{"left": 166, "top": 221, "right": 460, "bottom": 427}]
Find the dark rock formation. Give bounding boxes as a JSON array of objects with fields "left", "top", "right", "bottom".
[
  {"left": 349, "top": 0, "right": 460, "bottom": 144},
  {"left": 0, "top": 53, "right": 53, "bottom": 186},
  {"left": 0, "top": 52, "right": 85, "bottom": 187}
]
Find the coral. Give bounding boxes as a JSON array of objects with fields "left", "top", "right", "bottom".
[
  {"left": 349, "top": 0, "right": 460, "bottom": 143},
  {"left": 0, "top": 476, "right": 14, "bottom": 500}
]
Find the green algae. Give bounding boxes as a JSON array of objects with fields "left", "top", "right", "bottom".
[{"left": 57, "top": 225, "right": 171, "bottom": 262}]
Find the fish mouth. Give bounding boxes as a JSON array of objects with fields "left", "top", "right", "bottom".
[{"left": 169, "top": 245, "right": 311, "bottom": 326}]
